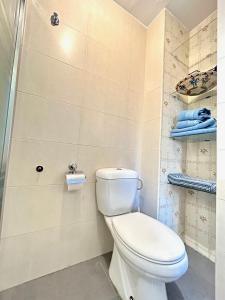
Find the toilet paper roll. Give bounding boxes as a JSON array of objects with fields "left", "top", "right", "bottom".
[{"left": 66, "top": 172, "right": 86, "bottom": 191}]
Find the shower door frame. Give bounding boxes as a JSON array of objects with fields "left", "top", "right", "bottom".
[{"left": 0, "top": 0, "right": 26, "bottom": 232}]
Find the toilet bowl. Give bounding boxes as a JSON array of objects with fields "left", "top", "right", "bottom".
[
  {"left": 105, "top": 213, "right": 188, "bottom": 300},
  {"left": 96, "top": 168, "right": 188, "bottom": 300}
]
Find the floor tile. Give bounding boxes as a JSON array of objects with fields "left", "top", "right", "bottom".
[
  {"left": 167, "top": 246, "right": 215, "bottom": 300},
  {"left": 0, "top": 246, "right": 215, "bottom": 300}
]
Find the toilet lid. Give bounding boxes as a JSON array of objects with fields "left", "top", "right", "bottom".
[{"left": 112, "top": 212, "right": 185, "bottom": 264}]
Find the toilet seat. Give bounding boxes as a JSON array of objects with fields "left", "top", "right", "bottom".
[
  {"left": 111, "top": 212, "right": 186, "bottom": 265},
  {"left": 107, "top": 212, "right": 188, "bottom": 283}
]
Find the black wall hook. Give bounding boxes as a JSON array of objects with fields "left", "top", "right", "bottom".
[{"left": 36, "top": 166, "right": 44, "bottom": 173}]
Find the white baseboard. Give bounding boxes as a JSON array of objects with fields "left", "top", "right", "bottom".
[{"left": 184, "top": 235, "right": 215, "bottom": 263}]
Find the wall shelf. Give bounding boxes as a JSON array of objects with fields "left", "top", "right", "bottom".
[
  {"left": 170, "top": 88, "right": 217, "bottom": 105},
  {"left": 170, "top": 131, "right": 216, "bottom": 142}
]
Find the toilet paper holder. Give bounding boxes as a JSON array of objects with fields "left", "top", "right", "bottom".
[{"left": 68, "top": 163, "right": 78, "bottom": 174}]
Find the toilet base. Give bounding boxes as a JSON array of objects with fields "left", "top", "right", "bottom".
[{"left": 109, "top": 245, "right": 168, "bottom": 300}]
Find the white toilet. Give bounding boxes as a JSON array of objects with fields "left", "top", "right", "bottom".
[{"left": 96, "top": 168, "right": 188, "bottom": 300}]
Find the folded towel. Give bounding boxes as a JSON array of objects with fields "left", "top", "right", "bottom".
[
  {"left": 177, "top": 108, "right": 211, "bottom": 122},
  {"left": 176, "top": 120, "right": 202, "bottom": 129},
  {"left": 171, "top": 118, "right": 216, "bottom": 133},
  {"left": 168, "top": 173, "right": 216, "bottom": 194},
  {"left": 170, "top": 126, "right": 216, "bottom": 138}
]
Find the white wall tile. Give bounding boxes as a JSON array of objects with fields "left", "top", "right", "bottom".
[
  {"left": 78, "top": 109, "right": 104, "bottom": 147},
  {"left": 83, "top": 73, "right": 107, "bottom": 112},
  {"left": 142, "top": 119, "right": 161, "bottom": 151},
  {"left": 144, "top": 10, "right": 165, "bottom": 92},
  {"left": 77, "top": 145, "right": 106, "bottom": 183},
  {"left": 35, "top": 0, "right": 90, "bottom": 34},
  {"left": 61, "top": 183, "right": 98, "bottom": 226},
  {"left": 138, "top": 11, "right": 165, "bottom": 218},
  {"left": 143, "top": 87, "right": 162, "bottom": 122},
  {"left": 7, "top": 139, "right": 77, "bottom": 186},
  {"left": 0, "top": 234, "right": 31, "bottom": 290},
  {"left": 140, "top": 148, "right": 160, "bottom": 218},
  {"left": 86, "top": 38, "right": 110, "bottom": 79},
  {"left": 24, "top": 2, "right": 88, "bottom": 70},
  {"left": 13, "top": 92, "right": 81, "bottom": 144},
  {"left": 59, "top": 217, "right": 113, "bottom": 268},
  {"left": 18, "top": 49, "right": 85, "bottom": 106},
  {"left": 0, "top": 215, "right": 113, "bottom": 291},
  {"left": 1, "top": 185, "right": 63, "bottom": 238}
]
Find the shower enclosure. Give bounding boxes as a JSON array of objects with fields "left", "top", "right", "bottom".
[{"left": 0, "top": 0, "right": 24, "bottom": 219}]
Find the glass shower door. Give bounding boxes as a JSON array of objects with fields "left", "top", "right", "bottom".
[{"left": 0, "top": 0, "right": 21, "bottom": 214}]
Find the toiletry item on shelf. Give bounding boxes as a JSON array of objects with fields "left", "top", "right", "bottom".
[
  {"left": 176, "top": 65, "right": 217, "bottom": 96},
  {"left": 168, "top": 173, "right": 216, "bottom": 194},
  {"left": 177, "top": 108, "right": 211, "bottom": 121}
]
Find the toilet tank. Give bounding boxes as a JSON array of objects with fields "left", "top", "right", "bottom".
[{"left": 96, "top": 168, "right": 138, "bottom": 216}]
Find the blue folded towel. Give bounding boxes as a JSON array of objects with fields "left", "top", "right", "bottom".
[
  {"left": 177, "top": 108, "right": 211, "bottom": 122},
  {"left": 168, "top": 173, "right": 216, "bottom": 194},
  {"left": 170, "top": 126, "right": 216, "bottom": 138},
  {"left": 171, "top": 118, "right": 216, "bottom": 133},
  {"left": 176, "top": 120, "right": 202, "bottom": 129}
]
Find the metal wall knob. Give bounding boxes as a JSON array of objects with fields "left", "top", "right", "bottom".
[
  {"left": 51, "top": 12, "right": 59, "bottom": 26},
  {"left": 36, "top": 166, "right": 44, "bottom": 173}
]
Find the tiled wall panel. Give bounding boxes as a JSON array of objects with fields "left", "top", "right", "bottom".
[
  {"left": 184, "top": 12, "right": 217, "bottom": 261},
  {"left": 158, "top": 10, "right": 188, "bottom": 236},
  {"left": 0, "top": 0, "right": 146, "bottom": 291},
  {"left": 139, "top": 10, "right": 165, "bottom": 218}
]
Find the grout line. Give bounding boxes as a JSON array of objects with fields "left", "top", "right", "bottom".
[
  {"left": 11, "top": 137, "right": 137, "bottom": 152},
  {"left": 16, "top": 90, "right": 140, "bottom": 122},
  {"left": 1, "top": 218, "right": 103, "bottom": 241},
  {"left": 21, "top": 45, "right": 142, "bottom": 96}
]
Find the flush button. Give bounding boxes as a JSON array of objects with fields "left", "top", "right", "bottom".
[{"left": 36, "top": 166, "right": 44, "bottom": 173}]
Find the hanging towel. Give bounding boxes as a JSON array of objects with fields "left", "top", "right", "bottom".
[
  {"left": 168, "top": 173, "right": 216, "bottom": 194},
  {"left": 176, "top": 120, "right": 203, "bottom": 129},
  {"left": 170, "top": 126, "right": 216, "bottom": 138},
  {"left": 171, "top": 118, "right": 216, "bottom": 133},
  {"left": 177, "top": 108, "right": 211, "bottom": 122}
]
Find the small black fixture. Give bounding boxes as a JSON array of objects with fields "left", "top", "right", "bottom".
[
  {"left": 36, "top": 166, "right": 44, "bottom": 173},
  {"left": 51, "top": 12, "right": 59, "bottom": 26}
]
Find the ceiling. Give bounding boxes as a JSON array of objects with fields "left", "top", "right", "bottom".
[{"left": 114, "top": 0, "right": 217, "bottom": 29}]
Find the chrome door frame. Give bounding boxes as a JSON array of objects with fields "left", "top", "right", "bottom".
[{"left": 0, "top": 0, "right": 26, "bottom": 233}]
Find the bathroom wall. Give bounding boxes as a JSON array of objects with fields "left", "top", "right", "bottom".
[
  {"left": 158, "top": 10, "right": 188, "bottom": 237},
  {"left": 184, "top": 12, "right": 217, "bottom": 261},
  {"left": 0, "top": 0, "right": 146, "bottom": 291},
  {"left": 216, "top": 0, "right": 225, "bottom": 297},
  {"left": 157, "top": 11, "right": 217, "bottom": 263},
  {"left": 139, "top": 10, "right": 165, "bottom": 218}
]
